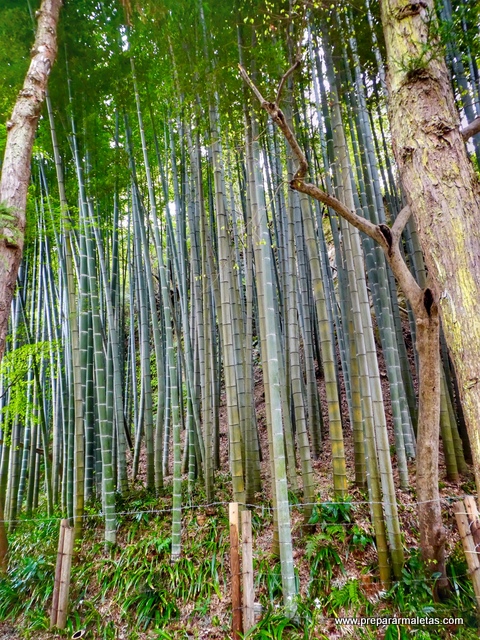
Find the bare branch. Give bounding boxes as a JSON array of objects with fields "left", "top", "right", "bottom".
[
  {"left": 461, "top": 116, "right": 480, "bottom": 142},
  {"left": 239, "top": 65, "right": 308, "bottom": 178},
  {"left": 238, "top": 64, "right": 423, "bottom": 309},
  {"left": 275, "top": 58, "right": 301, "bottom": 105},
  {"left": 238, "top": 64, "right": 266, "bottom": 107},
  {"left": 391, "top": 204, "right": 412, "bottom": 243},
  {"left": 291, "top": 178, "right": 381, "bottom": 241},
  {"left": 239, "top": 64, "right": 380, "bottom": 242}
]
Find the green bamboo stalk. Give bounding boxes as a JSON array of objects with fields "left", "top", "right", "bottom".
[
  {"left": 248, "top": 114, "right": 297, "bottom": 612},
  {"left": 209, "top": 100, "right": 245, "bottom": 505},
  {"left": 330, "top": 88, "right": 404, "bottom": 578}
]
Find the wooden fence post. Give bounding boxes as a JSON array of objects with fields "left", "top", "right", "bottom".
[
  {"left": 242, "top": 509, "right": 255, "bottom": 633},
  {"left": 50, "top": 519, "right": 75, "bottom": 629},
  {"left": 50, "top": 519, "right": 66, "bottom": 629},
  {"left": 464, "top": 496, "right": 480, "bottom": 549},
  {"left": 230, "top": 502, "right": 242, "bottom": 639},
  {"left": 453, "top": 498, "right": 480, "bottom": 613}
]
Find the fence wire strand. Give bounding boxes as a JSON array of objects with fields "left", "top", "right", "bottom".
[{"left": 0, "top": 496, "right": 470, "bottom": 525}]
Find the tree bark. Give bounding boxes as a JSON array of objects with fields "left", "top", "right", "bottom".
[
  {"left": 0, "top": 0, "right": 62, "bottom": 571},
  {"left": 0, "top": 0, "right": 62, "bottom": 357},
  {"left": 414, "top": 299, "right": 448, "bottom": 595},
  {"left": 380, "top": 0, "right": 480, "bottom": 501}
]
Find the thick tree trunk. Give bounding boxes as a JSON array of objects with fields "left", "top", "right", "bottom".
[
  {"left": 414, "top": 300, "right": 448, "bottom": 595},
  {"left": 380, "top": 0, "right": 480, "bottom": 500},
  {"left": 0, "top": 0, "right": 62, "bottom": 356},
  {"left": 0, "top": 0, "right": 62, "bottom": 571}
]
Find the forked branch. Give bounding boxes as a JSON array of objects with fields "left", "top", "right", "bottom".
[
  {"left": 275, "top": 58, "right": 301, "bottom": 105},
  {"left": 238, "top": 63, "right": 423, "bottom": 310},
  {"left": 238, "top": 64, "right": 378, "bottom": 238}
]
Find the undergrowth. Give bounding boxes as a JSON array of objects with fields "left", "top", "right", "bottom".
[{"left": 0, "top": 489, "right": 477, "bottom": 639}]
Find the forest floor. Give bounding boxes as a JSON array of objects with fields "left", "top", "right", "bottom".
[
  {"left": 2, "top": 318, "right": 478, "bottom": 639},
  {"left": 0, "top": 625, "right": 19, "bottom": 640}
]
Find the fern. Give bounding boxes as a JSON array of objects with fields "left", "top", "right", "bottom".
[{"left": 327, "top": 579, "right": 368, "bottom": 615}]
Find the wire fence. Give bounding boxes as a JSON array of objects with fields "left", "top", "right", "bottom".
[
  {"left": 3, "top": 497, "right": 478, "bottom": 582},
  {"left": 4, "top": 494, "right": 480, "bottom": 639},
  {"left": 0, "top": 495, "right": 471, "bottom": 525}
]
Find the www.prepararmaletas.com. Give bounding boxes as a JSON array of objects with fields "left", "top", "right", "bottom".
[{"left": 333, "top": 616, "right": 464, "bottom": 627}]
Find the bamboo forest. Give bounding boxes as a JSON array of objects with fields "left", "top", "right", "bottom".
[{"left": 1, "top": 0, "right": 480, "bottom": 637}]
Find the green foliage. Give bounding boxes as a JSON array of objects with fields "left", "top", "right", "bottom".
[
  {"left": 0, "top": 201, "right": 16, "bottom": 218},
  {"left": 154, "top": 632, "right": 185, "bottom": 640},
  {"left": 255, "top": 555, "right": 300, "bottom": 605},
  {"left": 378, "top": 549, "right": 479, "bottom": 638},
  {"left": 305, "top": 531, "right": 344, "bottom": 597},
  {"left": 123, "top": 588, "right": 179, "bottom": 631},
  {"left": 384, "top": 627, "right": 410, "bottom": 640},
  {"left": 0, "top": 0, "right": 479, "bottom": 637},
  {"left": 437, "top": 0, "right": 480, "bottom": 63},
  {"left": 74, "top": 501, "right": 228, "bottom": 631},
  {"left": 251, "top": 506, "right": 273, "bottom": 533},
  {"left": 0, "top": 2, "right": 32, "bottom": 121},
  {"left": 387, "top": 551, "right": 436, "bottom": 616},
  {"left": 308, "top": 497, "right": 353, "bottom": 526},
  {"left": 24, "top": 183, "right": 40, "bottom": 249},
  {"left": 256, "top": 558, "right": 283, "bottom": 603},
  {"left": 326, "top": 579, "right": 371, "bottom": 616},
  {"left": 241, "top": 598, "right": 328, "bottom": 640},
  {"left": 4, "top": 497, "right": 479, "bottom": 639},
  {"left": 350, "top": 524, "right": 374, "bottom": 551},
  {"left": 0, "top": 580, "right": 21, "bottom": 620},
  {"left": 305, "top": 499, "right": 367, "bottom": 600},
  {"left": 394, "top": 6, "right": 445, "bottom": 80},
  {"left": 0, "top": 516, "right": 57, "bottom": 627},
  {"left": 445, "top": 545, "right": 478, "bottom": 630},
  {"left": 241, "top": 606, "right": 302, "bottom": 640},
  {"left": 0, "top": 340, "right": 55, "bottom": 441}
]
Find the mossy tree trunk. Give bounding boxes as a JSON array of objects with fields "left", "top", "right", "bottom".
[
  {"left": 380, "top": 0, "right": 480, "bottom": 503},
  {"left": 0, "top": 0, "right": 62, "bottom": 573}
]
